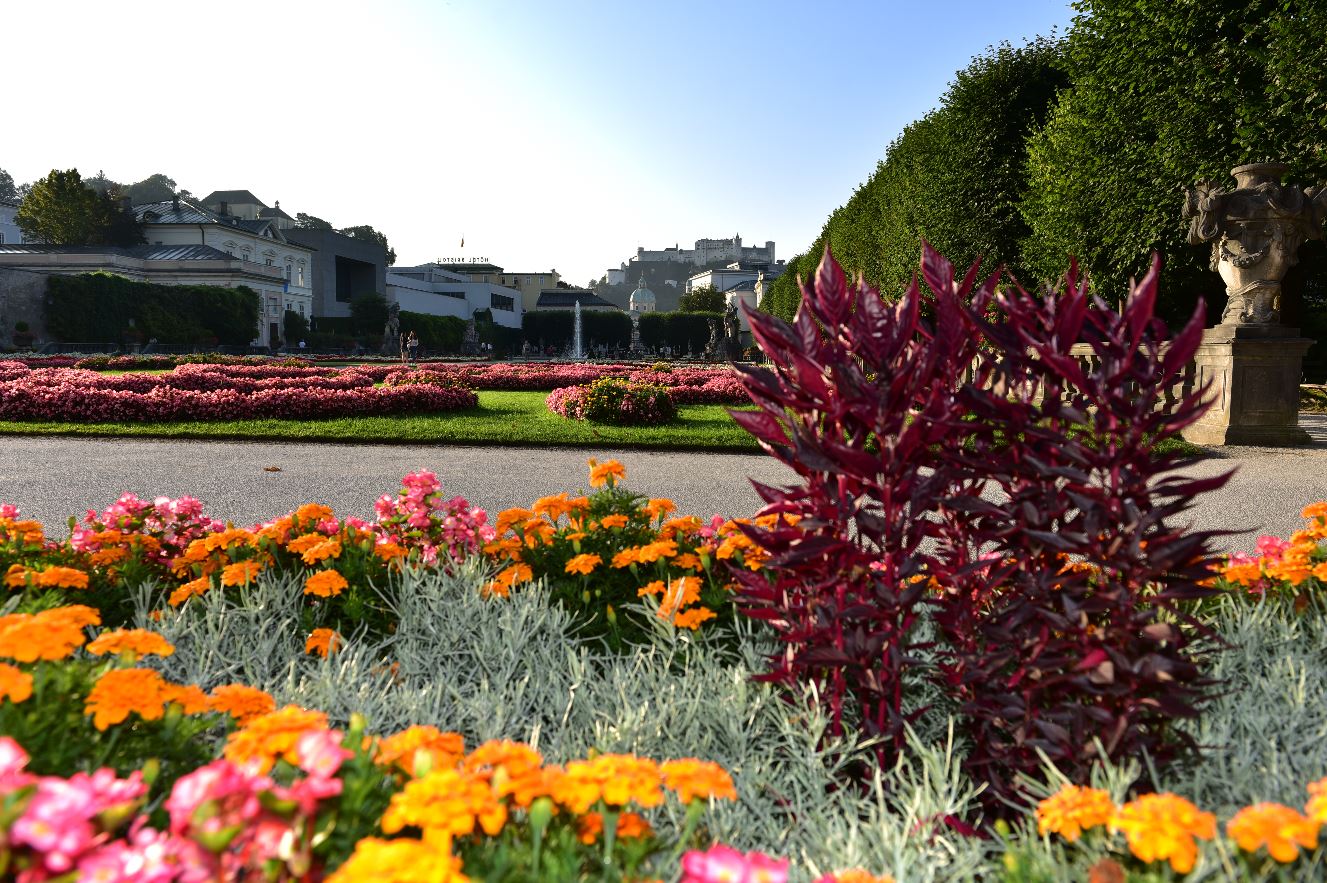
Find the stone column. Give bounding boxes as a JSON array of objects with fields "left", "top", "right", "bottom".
[{"left": 1181, "top": 163, "right": 1326, "bottom": 445}]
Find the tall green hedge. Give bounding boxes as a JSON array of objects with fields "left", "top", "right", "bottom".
[
  {"left": 521, "top": 310, "right": 632, "bottom": 351},
  {"left": 400, "top": 311, "right": 465, "bottom": 353},
  {"left": 638, "top": 311, "right": 721, "bottom": 353},
  {"left": 45, "top": 273, "right": 259, "bottom": 345}
]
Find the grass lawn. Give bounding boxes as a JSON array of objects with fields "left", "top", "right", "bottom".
[{"left": 0, "top": 390, "right": 764, "bottom": 451}]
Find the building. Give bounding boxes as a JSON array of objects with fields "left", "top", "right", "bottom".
[
  {"left": 628, "top": 277, "right": 656, "bottom": 314},
  {"left": 685, "top": 261, "right": 786, "bottom": 294},
  {"left": 200, "top": 190, "right": 297, "bottom": 230},
  {"left": 0, "top": 199, "right": 22, "bottom": 245},
  {"left": 283, "top": 227, "right": 387, "bottom": 319},
  {"left": 534, "top": 289, "right": 619, "bottom": 312},
  {"left": 135, "top": 198, "right": 314, "bottom": 346},
  {"left": 430, "top": 260, "right": 561, "bottom": 314},
  {"left": 626, "top": 235, "right": 776, "bottom": 270},
  {"left": 386, "top": 263, "right": 522, "bottom": 329}
]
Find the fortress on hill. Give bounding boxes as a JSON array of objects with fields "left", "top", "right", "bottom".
[{"left": 629, "top": 235, "right": 774, "bottom": 269}]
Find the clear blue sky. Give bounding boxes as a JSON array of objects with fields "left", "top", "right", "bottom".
[{"left": 5, "top": 0, "right": 1075, "bottom": 285}]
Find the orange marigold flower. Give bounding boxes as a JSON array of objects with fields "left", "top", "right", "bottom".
[
  {"left": 1301, "top": 502, "right": 1327, "bottom": 520},
  {"left": 375, "top": 540, "right": 407, "bottom": 561},
  {"left": 325, "top": 837, "right": 467, "bottom": 883},
  {"left": 0, "top": 662, "right": 33, "bottom": 704},
  {"left": 661, "top": 758, "right": 736, "bottom": 803},
  {"left": 1036, "top": 784, "right": 1115, "bottom": 842},
  {"left": 35, "top": 566, "right": 90, "bottom": 590},
  {"left": 286, "top": 532, "right": 328, "bottom": 555},
  {"left": 484, "top": 562, "right": 533, "bottom": 598},
  {"left": 672, "top": 607, "right": 717, "bottom": 630},
  {"left": 220, "top": 559, "right": 263, "bottom": 586},
  {"left": 599, "top": 514, "right": 629, "bottom": 529},
  {"left": 85, "top": 668, "right": 170, "bottom": 731},
  {"left": 660, "top": 515, "right": 703, "bottom": 538},
  {"left": 636, "top": 540, "right": 678, "bottom": 564},
  {"left": 828, "top": 872, "right": 895, "bottom": 883},
  {"left": 300, "top": 538, "right": 342, "bottom": 565},
  {"left": 304, "top": 569, "right": 350, "bottom": 597},
  {"left": 637, "top": 580, "right": 666, "bottom": 597},
  {"left": 588, "top": 458, "right": 626, "bottom": 488},
  {"left": 494, "top": 508, "right": 534, "bottom": 536},
  {"left": 205, "top": 528, "right": 254, "bottom": 552},
  {"left": 1110, "top": 793, "right": 1216, "bottom": 874},
  {"left": 1222, "top": 561, "right": 1263, "bottom": 587},
  {"left": 0, "top": 606, "right": 99, "bottom": 662},
  {"left": 1228, "top": 802, "right": 1319, "bottom": 863},
  {"left": 565, "top": 553, "right": 602, "bottom": 576},
  {"left": 462, "top": 740, "right": 551, "bottom": 805},
  {"left": 224, "top": 705, "right": 330, "bottom": 773},
  {"left": 1306, "top": 777, "right": 1327, "bottom": 825},
  {"left": 164, "top": 683, "right": 211, "bottom": 715},
  {"left": 305, "top": 628, "right": 342, "bottom": 658},
  {"left": 382, "top": 767, "right": 508, "bottom": 840},
  {"left": 658, "top": 576, "right": 702, "bottom": 619},
  {"left": 376, "top": 725, "right": 466, "bottom": 776},
  {"left": 86, "top": 628, "right": 175, "bottom": 660},
  {"left": 533, "top": 493, "right": 575, "bottom": 522},
  {"left": 672, "top": 553, "right": 703, "bottom": 571},
  {"left": 169, "top": 576, "right": 212, "bottom": 607},
  {"left": 612, "top": 547, "right": 641, "bottom": 569},
  {"left": 577, "top": 810, "right": 654, "bottom": 845},
  {"left": 553, "top": 754, "right": 663, "bottom": 814},
  {"left": 89, "top": 547, "right": 128, "bottom": 566},
  {"left": 208, "top": 683, "right": 277, "bottom": 724},
  {"left": 645, "top": 498, "right": 677, "bottom": 521},
  {"left": 295, "top": 503, "right": 335, "bottom": 525},
  {"left": 4, "top": 564, "right": 29, "bottom": 590}
]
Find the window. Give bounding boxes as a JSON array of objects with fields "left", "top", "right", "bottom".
[
  {"left": 299, "top": 268, "right": 305, "bottom": 286},
  {"left": 0, "top": 233, "right": 5, "bottom": 244},
  {"left": 491, "top": 292, "right": 514, "bottom": 311},
  {"left": 298, "top": 303, "right": 305, "bottom": 317},
  {"left": 266, "top": 258, "right": 274, "bottom": 266},
  {"left": 285, "top": 265, "right": 292, "bottom": 280},
  {"left": 438, "top": 290, "right": 465, "bottom": 299}
]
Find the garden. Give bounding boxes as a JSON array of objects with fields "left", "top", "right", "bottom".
[{"left": 0, "top": 246, "right": 1324, "bottom": 881}]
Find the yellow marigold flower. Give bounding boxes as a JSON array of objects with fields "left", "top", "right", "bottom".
[
  {"left": 0, "top": 662, "right": 33, "bottom": 704},
  {"left": 305, "top": 569, "right": 350, "bottom": 597},
  {"left": 577, "top": 810, "right": 653, "bottom": 845},
  {"left": 672, "top": 607, "right": 717, "bottom": 630},
  {"left": 85, "top": 668, "right": 169, "bottom": 731},
  {"left": 168, "top": 576, "right": 212, "bottom": 607},
  {"left": 565, "top": 553, "right": 602, "bottom": 576},
  {"left": 4, "top": 564, "right": 29, "bottom": 590},
  {"left": 35, "top": 566, "right": 89, "bottom": 590},
  {"left": 300, "top": 538, "right": 343, "bottom": 565},
  {"left": 325, "top": 837, "right": 468, "bottom": 883},
  {"left": 208, "top": 683, "right": 277, "bottom": 724},
  {"left": 220, "top": 559, "right": 263, "bottom": 586},
  {"left": 1228, "top": 802, "right": 1319, "bottom": 863},
  {"left": 382, "top": 767, "right": 508, "bottom": 839},
  {"left": 89, "top": 547, "right": 128, "bottom": 566},
  {"left": 1110, "top": 793, "right": 1216, "bottom": 874},
  {"left": 612, "top": 547, "right": 641, "bottom": 569},
  {"left": 553, "top": 754, "right": 663, "bottom": 814},
  {"left": 86, "top": 628, "right": 175, "bottom": 660},
  {"left": 0, "top": 606, "right": 99, "bottom": 662},
  {"left": 164, "top": 683, "right": 211, "bottom": 715},
  {"left": 588, "top": 458, "right": 626, "bottom": 488},
  {"left": 599, "top": 514, "right": 629, "bottom": 529},
  {"left": 224, "top": 705, "right": 330, "bottom": 773},
  {"left": 296, "top": 503, "right": 335, "bottom": 525},
  {"left": 1306, "top": 777, "right": 1327, "bottom": 825},
  {"left": 1036, "top": 784, "right": 1115, "bottom": 842},
  {"left": 306, "top": 628, "right": 342, "bottom": 658},
  {"left": 376, "top": 725, "right": 466, "bottom": 776},
  {"left": 660, "top": 758, "right": 736, "bottom": 803}
]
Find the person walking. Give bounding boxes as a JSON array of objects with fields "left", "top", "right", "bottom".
[
  {"left": 399, "top": 332, "right": 408, "bottom": 365},
  {"left": 406, "top": 331, "right": 420, "bottom": 365}
]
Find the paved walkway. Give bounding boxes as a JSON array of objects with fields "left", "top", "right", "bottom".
[{"left": 2, "top": 419, "right": 1327, "bottom": 553}]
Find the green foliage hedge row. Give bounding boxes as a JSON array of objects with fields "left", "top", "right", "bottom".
[
  {"left": 638, "top": 311, "right": 722, "bottom": 353},
  {"left": 399, "top": 310, "right": 466, "bottom": 352},
  {"left": 45, "top": 273, "right": 259, "bottom": 346},
  {"left": 522, "top": 310, "right": 632, "bottom": 350}
]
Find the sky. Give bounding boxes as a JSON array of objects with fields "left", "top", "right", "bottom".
[{"left": 3, "top": 0, "right": 1075, "bottom": 286}]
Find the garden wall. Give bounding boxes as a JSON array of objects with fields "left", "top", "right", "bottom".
[{"left": 0, "top": 268, "right": 49, "bottom": 348}]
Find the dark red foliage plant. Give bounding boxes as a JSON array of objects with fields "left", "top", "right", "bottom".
[{"left": 728, "top": 243, "right": 1230, "bottom": 814}]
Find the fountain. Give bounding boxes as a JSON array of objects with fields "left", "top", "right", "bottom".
[{"left": 570, "top": 300, "right": 586, "bottom": 361}]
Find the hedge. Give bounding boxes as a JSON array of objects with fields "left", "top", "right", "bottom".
[
  {"left": 521, "top": 310, "right": 632, "bottom": 351},
  {"left": 45, "top": 273, "right": 260, "bottom": 346},
  {"left": 638, "top": 311, "right": 721, "bottom": 353},
  {"left": 400, "top": 311, "right": 466, "bottom": 353}
]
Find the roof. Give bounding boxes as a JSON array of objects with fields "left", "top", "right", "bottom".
[
  {"left": 0, "top": 243, "right": 242, "bottom": 261},
  {"left": 259, "top": 205, "right": 293, "bottom": 220},
  {"left": 134, "top": 200, "right": 217, "bottom": 225},
  {"left": 535, "top": 290, "right": 619, "bottom": 310},
  {"left": 0, "top": 197, "right": 18, "bottom": 209},
  {"left": 201, "top": 190, "right": 266, "bottom": 208},
  {"left": 721, "top": 279, "right": 759, "bottom": 293}
]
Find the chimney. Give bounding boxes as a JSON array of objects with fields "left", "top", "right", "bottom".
[
  {"left": 220, "top": 201, "right": 229, "bottom": 216},
  {"left": 172, "top": 193, "right": 180, "bottom": 213}
]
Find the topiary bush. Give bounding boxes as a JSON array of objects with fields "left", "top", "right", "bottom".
[{"left": 547, "top": 376, "right": 677, "bottom": 425}]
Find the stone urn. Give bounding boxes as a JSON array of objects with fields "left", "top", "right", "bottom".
[{"left": 1184, "top": 162, "right": 1327, "bottom": 326}]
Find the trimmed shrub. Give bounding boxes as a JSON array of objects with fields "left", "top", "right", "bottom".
[
  {"left": 547, "top": 376, "right": 677, "bottom": 425},
  {"left": 46, "top": 273, "right": 260, "bottom": 346}
]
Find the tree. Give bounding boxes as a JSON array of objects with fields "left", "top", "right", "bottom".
[
  {"left": 0, "top": 168, "right": 16, "bottom": 201},
  {"left": 83, "top": 170, "right": 121, "bottom": 196},
  {"left": 283, "top": 309, "right": 310, "bottom": 343},
  {"left": 349, "top": 293, "right": 389, "bottom": 336},
  {"left": 16, "top": 169, "right": 144, "bottom": 246},
  {"left": 296, "top": 213, "right": 333, "bottom": 230},
  {"left": 124, "top": 173, "right": 179, "bottom": 204},
  {"left": 338, "top": 224, "right": 396, "bottom": 265},
  {"left": 1020, "top": 0, "right": 1327, "bottom": 320},
  {"left": 678, "top": 285, "right": 726, "bottom": 313}
]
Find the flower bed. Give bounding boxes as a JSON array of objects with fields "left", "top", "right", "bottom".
[
  {"left": 0, "top": 362, "right": 473, "bottom": 422},
  {"left": 547, "top": 377, "right": 679, "bottom": 426}
]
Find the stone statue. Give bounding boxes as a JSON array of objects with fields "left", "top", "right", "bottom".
[
  {"left": 753, "top": 269, "right": 766, "bottom": 304},
  {"left": 722, "top": 302, "right": 743, "bottom": 360},
  {"left": 704, "top": 318, "right": 721, "bottom": 359},
  {"left": 381, "top": 301, "right": 401, "bottom": 355},
  {"left": 461, "top": 315, "right": 480, "bottom": 356},
  {"left": 1183, "top": 162, "right": 1327, "bottom": 325}
]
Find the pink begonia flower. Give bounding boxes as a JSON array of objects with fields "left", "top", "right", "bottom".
[
  {"left": 294, "top": 729, "right": 352, "bottom": 779},
  {"left": 681, "top": 845, "right": 790, "bottom": 883},
  {"left": 165, "top": 760, "right": 271, "bottom": 838},
  {"left": 0, "top": 736, "right": 35, "bottom": 791},
  {"left": 278, "top": 774, "right": 344, "bottom": 817},
  {"left": 0, "top": 503, "right": 19, "bottom": 518},
  {"left": 1256, "top": 535, "right": 1291, "bottom": 560}
]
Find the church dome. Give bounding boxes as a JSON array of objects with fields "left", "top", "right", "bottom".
[{"left": 629, "top": 276, "right": 656, "bottom": 312}]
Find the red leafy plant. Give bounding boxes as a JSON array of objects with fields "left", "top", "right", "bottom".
[{"left": 728, "top": 244, "right": 1229, "bottom": 813}]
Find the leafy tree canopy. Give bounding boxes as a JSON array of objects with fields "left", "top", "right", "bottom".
[
  {"left": 338, "top": 224, "right": 396, "bottom": 265},
  {"left": 15, "top": 169, "right": 144, "bottom": 247},
  {"left": 296, "top": 212, "right": 333, "bottom": 230},
  {"left": 678, "top": 285, "right": 726, "bottom": 313},
  {"left": 124, "top": 174, "right": 178, "bottom": 204},
  {"left": 1020, "top": 0, "right": 1327, "bottom": 320},
  {"left": 0, "top": 168, "right": 16, "bottom": 201}
]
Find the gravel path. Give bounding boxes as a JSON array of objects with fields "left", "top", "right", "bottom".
[{"left": 3, "top": 418, "right": 1327, "bottom": 553}]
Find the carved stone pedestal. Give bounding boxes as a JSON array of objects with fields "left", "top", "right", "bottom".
[{"left": 1182, "top": 324, "right": 1312, "bottom": 446}]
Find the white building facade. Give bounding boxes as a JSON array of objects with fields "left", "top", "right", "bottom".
[
  {"left": 386, "top": 264, "right": 522, "bottom": 329},
  {"left": 0, "top": 199, "right": 22, "bottom": 245}
]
